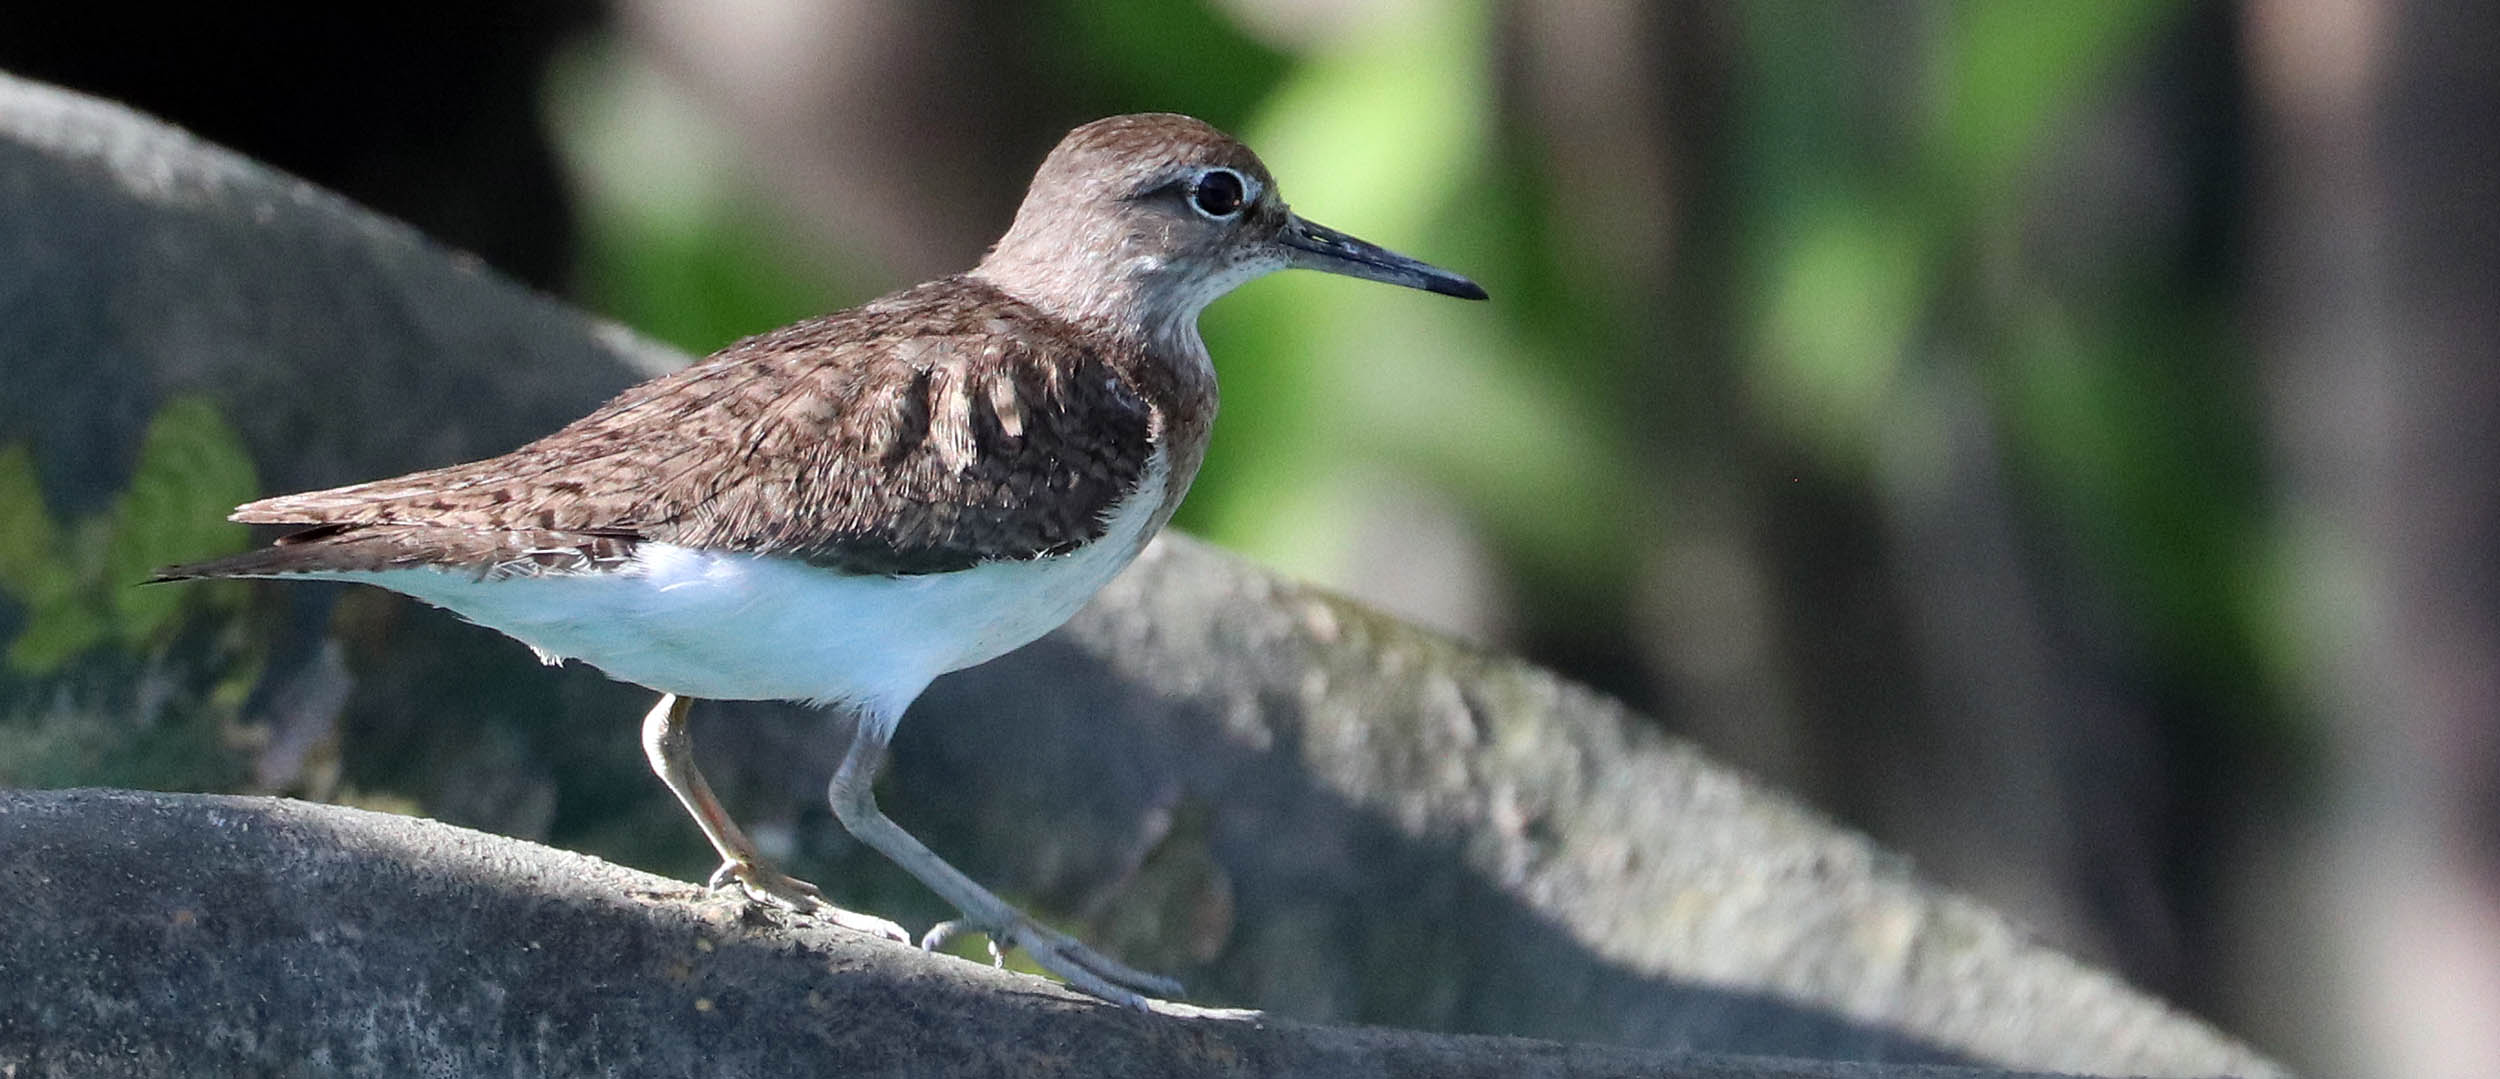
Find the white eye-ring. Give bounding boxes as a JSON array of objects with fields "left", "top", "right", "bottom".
[{"left": 1187, "top": 167, "right": 1253, "bottom": 219}]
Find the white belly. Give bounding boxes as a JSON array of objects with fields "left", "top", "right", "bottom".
[{"left": 315, "top": 453, "right": 1171, "bottom": 725}]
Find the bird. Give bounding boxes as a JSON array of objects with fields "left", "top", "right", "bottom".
[{"left": 156, "top": 112, "right": 1487, "bottom": 1008}]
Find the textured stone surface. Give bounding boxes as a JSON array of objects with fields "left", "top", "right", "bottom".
[
  {"left": 0, "top": 71, "right": 2282, "bottom": 1078},
  {"left": 0, "top": 787, "right": 2108, "bottom": 1079},
  {"left": 921, "top": 545, "right": 2276, "bottom": 1075}
]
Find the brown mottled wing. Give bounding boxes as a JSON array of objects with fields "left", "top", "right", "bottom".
[{"left": 174, "top": 278, "right": 1157, "bottom": 579}]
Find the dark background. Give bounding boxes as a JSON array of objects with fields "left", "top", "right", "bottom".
[{"left": 2, "top": 3, "right": 2493, "bottom": 1076}]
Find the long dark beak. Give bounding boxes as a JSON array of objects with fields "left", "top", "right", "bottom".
[{"left": 1280, "top": 215, "right": 1489, "bottom": 300}]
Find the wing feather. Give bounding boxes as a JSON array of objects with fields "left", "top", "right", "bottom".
[{"left": 208, "top": 277, "right": 1157, "bottom": 579}]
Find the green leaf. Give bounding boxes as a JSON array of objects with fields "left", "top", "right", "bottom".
[
  {"left": 1041, "top": 0, "right": 1289, "bottom": 128},
  {"left": 5, "top": 578, "right": 110, "bottom": 674},
  {"left": 0, "top": 443, "right": 67, "bottom": 600},
  {"left": 1930, "top": 0, "right": 2175, "bottom": 195},
  {"left": 104, "top": 396, "right": 260, "bottom": 641},
  {"left": 1747, "top": 199, "right": 1928, "bottom": 456},
  {"left": 0, "top": 442, "right": 114, "bottom": 674}
]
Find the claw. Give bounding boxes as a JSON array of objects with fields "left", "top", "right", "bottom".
[
  {"left": 919, "top": 919, "right": 969, "bottom": 953},
  {"left": 709, "top": 859, "right": 910, "bottom": 944},
  {"left": 703, "top": 862, "right": 752, "bottom": 894},
  {"left": 709, "top": 858, "right": 825, "bottom": 911},
  {"left": 919, "top": 919, "right": 997, "bottom": 965}
]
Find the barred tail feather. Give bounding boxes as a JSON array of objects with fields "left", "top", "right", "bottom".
[{"left": 151, "top": 524, "right": 640, "bottom": 582}]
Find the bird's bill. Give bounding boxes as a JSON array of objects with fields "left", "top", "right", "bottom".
[{"left": 1280, "top": 216, "right": 1489, "bottom": 300}]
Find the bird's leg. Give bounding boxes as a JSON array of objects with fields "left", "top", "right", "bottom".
[
  {"left": 827, "top": 718, "right": 1184, "bottom": 1009},
  {"left": 640, "top": 693, "right": 907, "bottom": 942}
]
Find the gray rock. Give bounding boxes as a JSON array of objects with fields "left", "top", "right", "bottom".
[
  {"left": 0, "top": 71, "right": 2281, "bottom": 1078},
  {"left": 0, "top": 787, "right": 2092, "bottom": 1079}
]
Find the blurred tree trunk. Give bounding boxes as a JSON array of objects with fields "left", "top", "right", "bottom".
[{"left": 2240, "top": 1, "right": 2500, "bottom": 1076}]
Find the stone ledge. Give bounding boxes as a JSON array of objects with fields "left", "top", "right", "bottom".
[{"left": 0, "top": 788, "right": 2118, "bottom": 1079}]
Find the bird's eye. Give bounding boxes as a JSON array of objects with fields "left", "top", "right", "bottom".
[{"left": 1189, "top": 168, "right": 1247, "bottom": 219}]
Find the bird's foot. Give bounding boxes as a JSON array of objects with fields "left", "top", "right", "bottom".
[
  {"left": 920, "top": 913, "right": 1182, "bottom": 1009},
  {"left": 708, "top": 859, "right": 910, "bottom": 944},
  {"left": 921, "top": 918, "right": 1012, "bottom": 968}
]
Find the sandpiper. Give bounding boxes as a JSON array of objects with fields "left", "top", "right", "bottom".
[{"left": 158, "top": 113, "right": 1487, "bottom": 1008}]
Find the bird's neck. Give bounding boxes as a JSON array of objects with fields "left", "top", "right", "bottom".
[
  {"left": 968, "top": 257, "right": 1219, "bottom": 430},
  {"left": 972, "top": 251, "right": 1169, "bottom": 336}
]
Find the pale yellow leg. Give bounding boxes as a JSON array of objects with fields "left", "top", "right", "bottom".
[{"left": 640, "top": 692, "right": 907, "bottom": 943}]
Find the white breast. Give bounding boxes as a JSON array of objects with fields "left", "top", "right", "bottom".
[{"left": 313, "top": 451, "right": 1173, "bottom": 731}]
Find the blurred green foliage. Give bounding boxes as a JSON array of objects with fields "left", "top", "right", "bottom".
[
  {"left": 1196, "top": 0, "right": 1643, "bottom": 594},
  {"left": 0, "top": 396, "right": 260, "bottom": 792},
  {"left": 1037, "top": 0, "right": 1288, "bottom": 126},
  {"left": 0, "top": 396, "right": 257, "bottom": 673},
  {"left": 543, "top": 41, "right": 839, "bottom": 359},
  {"left": 1722, "top": 1, "right": 2280, "bottom": 731}
]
